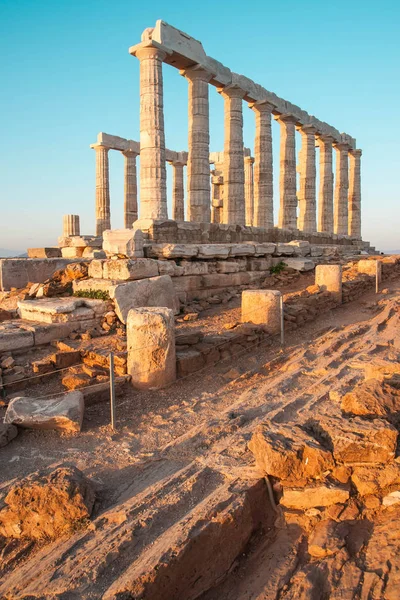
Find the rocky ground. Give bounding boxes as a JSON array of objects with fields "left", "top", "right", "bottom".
[{"left": 0, "top": 275, "right": 400, "bottom": 598}]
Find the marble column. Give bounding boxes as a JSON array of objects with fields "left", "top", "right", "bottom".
[
  {"left": 244, "top": 153, "right": 255, "bottom": 226},
  {"left": 275, "top": 114, "right": 298, "bottom": 230},
  {"left": 348, "top": 149, "right": 362, "bottom": 238},
  {"left": 134, "top": 44, "right": 168, "bottom": 219},
  {"left": 297, "top": 124, "right": 317, "bottom": 232},
  {"left": 333, "top": 143, "right": 350, "bottom": 235},
  {"left": 63, "top": 214, "right": 80, "bottom": 237},
  {"left": 211, "top": 156, "right": 224, "bottom": 224},
  {"left": 123, "top": 150, "right": 139, "bottom": 227},
  {"left": 170, "top": 160, "right": 185, "bottom": 221},
  {"left": 182, "top": 67, "right": 213, "bottom": 222},
  {"left": 91, "top": 144, "right": 111, "bottom": 236},
  {"left": 250, "top": 101, "right": 274, "bottom": 229},
  {"left": 316, "top": 135, "right": 334, "bottom": 233},
  {"left": 219, "top": 85, "right": 246, "bottom": 225}
]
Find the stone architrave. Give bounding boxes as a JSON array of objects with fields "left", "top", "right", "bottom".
[
  {"left": 297, "top": 124, "right": 317, "bottom": 232},
  {"left": 316, "top": 135, "right": 334, "bottom": 233},
  {"left": 62, "top": 215, "right": 80, "bottom": 238},
  {"left": 170, "top": 160, "right": 185, "bottom": 221},
  {"left": 91, "top": 144, "right": 111, "bottom": 236},
  {"left": 219, "top": 85, "right": 246, "bottom": 225},
  {"left": 348, "top": 149, "right": 362, "bottom": 238},
  {"left": 250, "top": 101, "right": 274, "bottom": 229},
  {"left": 333, "top": 143, "right": 350, "bottom": 235},
  {"left": 182, "top": 67, "right": 213, "bottom": 223},
  {"left": 131, "top": 43, "right": 168, "bottom": 220},
  {"left": 244, "top": 152, "right": 255, "bottom": 226},
  {"left": 123, "top": 149, "right": 139, "bottom": 227},
  {"left": 275, "top": 114, "right": 298, "bottom": 230},
  {"left": 127, "top": 307, "right": 176, "bottom": 389}
]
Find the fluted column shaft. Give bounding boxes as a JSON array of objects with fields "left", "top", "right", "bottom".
[
  {"left": 182, "top": 68, "right": 212, "bottom": 222},
  {"left": 317, "top": 135, "right": 334, "bottom": 233},
  {"left": 63, "top": 215, "right": 80, "bottom": 237},
  {"left": 211, "top": 160, "right": 224, "bottom": 224},
  {"left": 92, "top": 145, "right": 111, "bottom": 236},
  {"left": 276, "top": 114, "right": 298, "bottom": 229},
  {"left": 135, "top": 45, "right": 168, "bottom": 219},
  {"left": 348, "top": 149, "right": 362, "bottom": 238},
  {"left": 251, "top": 101, "right": 274, "bottom": 228},
  {"left": 334, "top": 143, "right": 350, "bottom": 235},
  {"left": 297, "top": 125, "right": 317, "bottom": 232},
  {"left": 171, "top": 161, "right": 185, "bottom": 221},
  {"left": 219, "top": 85, "right": 246, "bottom": 225},
  {"left": 244, "top": 155, "right": 255, "bottom": 226},
  {"left": 123, "top": 150, "right": 139, "bottom": 227}
]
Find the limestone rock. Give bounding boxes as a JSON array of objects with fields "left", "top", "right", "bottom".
[
  {"left": 276, "top": 243, "right": 295, "bottom": 256},
  {"left": 308, "top": 519, "right": 345, "bottom": 558},
  {"left": 103, "top": 229, "right": 144, "bottom": 258},
  {"left": 0, "top": 422, "right": 18, "bottom": 448},
  {"left": 28, "top": 247, "right": 62, "bottom": 258},
  {"left": 198, "top": 244, "right": 230, "bottom": 259},
  {"left": 351, "top": 463, "right": 400, "bottom": 496},
  {"left": 0, "top": 466, "right": 94, "bottom": 540},
  {"left": 306, "top": 414, "right": 397, "bottom": 465},
  {"left": 280, "top": 484, "right": 349, "bottom": 510},
  {"left": 248, "top": 423, "right": 334, "bottom": 483},
  {"left": 282, "top": 258, "right": 315, "bottom": 272},
  {"left": 103, "top": 258, "right": 159, "bottom": 281},
  {"left": 341, "top": 378, "right": 400, "bottom": 422},
  {"left": 110, "top": 275, "right": 179, "bottom": 323},
  {"left": 4, "top": 391, "right": 84, "bottom": 433}
]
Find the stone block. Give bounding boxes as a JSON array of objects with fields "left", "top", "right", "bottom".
[
  {"left": 61, "top": 247, "right": 85, "bottom": 258},
  {"left": 280, "top": 485, "right": 350, "bottom": 510},
  {"left": 247, "top": 258, "right": 272, "bottom": 272},
  {"left": 310, "top": 246, "right": 324, "bottom": 257},
  {"left": 28, "top": 248, "right": 62, "bottom": 259},
  {"left": 180, "top": 261, "right": 209, "bottom": 276},
  {"left": 282, "top": 258, "right": 315, "bottom": 272},
  {"left": 109, "top": 275, "right": 179, "bottom": 323},
  {"left": 0, "top": 325, "right": 34, "bottom": 352},
  {"left": 103, "top": 258, "right": 159, "bottom": 281},
  {"left": 4, "top": 391, "right": 85, "bottom": 433},
  {"left": 315, "top": 265, "right": 342, "bottom": 302},
  {"left": 172, "top": 275, "right": 203, "bottom": 293},
  {"left": 102, "top": 229, "right": 144, "bottom": 258},
  {"left": 18, "top": 298, "right": 106, "bottom": 324},
  {"left": 0, "top": 258, "right": 88, "bottom": 292},
  {"left": 358, "top": 259, "right": 382, "bottom": 282},
  {"left": 229, "top": 244, "right": 256, "bottom": 257},
  {"left": 88, "top": 259, "right": 105, "bottom": 279},
  {"left": 275, "top": 243, "right": 295, "bottom": 256},
  {"left": 127, "top": 307, "right": 176, "bottom": 389},
  {"left": 58, "top": 236, "right": 102, "bottom": 249},
  {"left": 216, "top": 261, "right": 240, "bottom": 274},
  {"left": 0, "top": 423, "right": 18, "bottom": 448},
  {"left": 242, "top": 290, "right": 281, "bottom": 333},
  {"left": 82, "top": 248, "right": 106, "bottom": 259},
  {"left": 254, "top": 243, "right": 276, "bottom": 256},
  {"left": 157, "top": 260, "right": 183, "bottom": 277},
  {"left": 288, "top": 240, "right": 311, "bottom": 256},
  {"left": 197, "top": 244, "right": 230, "bottom": 259},
  {"left": 176, "top": 349, "right": 205, "bottom": 377},
  {"left": 162, "top": 244, "right": 199, "bottom": 259}
]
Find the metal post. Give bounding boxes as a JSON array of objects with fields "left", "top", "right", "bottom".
[
  {"left": 280, "top": 294, "right": 284, "bottom": 347},
  {"left": 376, "top": 263, "right": 379, "bottom": 294},
  {"left": 109, "top": 352, "right": 116, "bottom": 430}
]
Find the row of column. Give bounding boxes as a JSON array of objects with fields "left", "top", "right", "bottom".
[{"left": 131, "top": 42, "right": 362, "bottom": 239}]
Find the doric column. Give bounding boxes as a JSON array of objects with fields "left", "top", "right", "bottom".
[
  {"left": 133, "top": 44, "right": 168, "bottom": 219},
  {"left": 316, "top": 135, "right": 334, "bottom": 233},
  {"left": 275, "top": 114, "right": 298, "bottom": 230},
  {"left": 170, "top": 160, "right": 185, "bottom": 221},
  {"left": 219, "top": 85, "right": 246, "bottom": 225},
  {"left": 123, "top": 150, "right": 139, "bottom": 227},
  {"left": 210, "top": 154, "right": 224, "bottom": 224},
  {"left": 250, "top": 101, "right": 274, "bottom": 229},
  {"left": 91, "top": 144, "right": 111, "bottom": 236},
  {"left": 62, "top": 215, "right": 80, "bottom": 237},
  {"left": 333, "top": 143, "right": 350, "bottom": 235},
  {"left": 244, "top": 152, "right": 255, "bottom": 226},
  {"left": 297, "top": 124, "right": 317, "bottom": 232},
  {"left": 348, "top": 149, "right": 362, "bottom": 238},
  {"left": 181, "top": 67, "right": 213, "bottom": 223}
]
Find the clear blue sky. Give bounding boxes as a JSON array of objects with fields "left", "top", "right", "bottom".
[{"left": 1, "top": 0, "right": 399, "bottom": 252}]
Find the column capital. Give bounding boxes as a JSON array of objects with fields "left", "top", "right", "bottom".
[
  {"left": 274, "top": 113, "right": 298, "bottom": 125},
  {"left": 168, "top": 159, "right": 186, "bottom": 167},
  {"left": 218, "top": 84, "right": 246, "bottom": 100},
  {"left": 249, "top": 100, "right": 275, "bottom": 113},
  {"left": 333, "top": 142, "right": 352, "bottom": 151},
  {"left": 180, "top": 65, "right": 214, "bottom": 82},
  {"left": 244, "top": 155, "right": 255, "bottom": 164},
  {"left": 297, "top": 124, "right": 318, "bottom": 135},
  {"left": 129, "top": 41, "right": 169, "bottom": 61},
  {"left": 349, "top": 148, "right": 362, "bottom": 157},
  {"left": 90, "top": 143, "right": 109, "bottom": 152},
  {"left": 122, "top": 149, "right": 139, "bottom": 158},
  {"left": 316, "top": 134, "right": 335, "bottom": 145}
]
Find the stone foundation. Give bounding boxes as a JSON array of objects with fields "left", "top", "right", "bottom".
[{"left": 0, "top": 258, "right": 90, "bottom": 292}]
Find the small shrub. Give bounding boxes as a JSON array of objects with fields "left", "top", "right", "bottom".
[
  {"left": 73, "top": 289, "right": 110, "bottom": 301},
  {"left": 270, "top": 261, "right": 287, "bottom": 275}
]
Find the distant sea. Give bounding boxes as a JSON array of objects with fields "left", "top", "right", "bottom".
[{"left": 0, "top": 249, "right": 25, "bottom": 258}]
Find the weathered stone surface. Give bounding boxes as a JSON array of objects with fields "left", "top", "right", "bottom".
[
  {"left": 248, "top": 423, "right": 334, "bottom": 483},
  {"left": 159, "top": 244, "right": 199, "bottom": 259},
  {"left": 283, "top": 258, "right": 315, "bottom": 272},
  {"left": 4, "top": 391, "right": 85, "bottom": 433},
  {"left": 229, "top": 244, "right": 255, "bottom": 257},
  {"left": 180, "top": 260, "right": 209, "bottom": 276},
  {"left": 341, "top": 379, "right": 400, "bottom": 422},
  {"left": 242, "top": 289, "right": 281, "bottom": 332},
  {"left": 352, "top": 463, "right": 400, "bottom": 496},
  {"left": 276, "top": 243, "right": 295, "bottom": 256},
  {"left": 288, "top": 240, "right": 311, "bottom": 256},
  {"left": 0, "top": 466, "right": 94, "bottom": 540},
  {"left": 127, "top": 307, "right": 176, "bottom": 389},
  {"left": 254, "top": 243, "right": 276, "bottom": 255},
  {"left": 198, "top": 244, "right": 230, "bottom": 259},
  {"left": 176, "top": 349, "right": 205, "bottom": 377},
  {"left": 307, "top": 414, "right": 397, "bottom": 465},
  {"left": 18, "top": 297, "right": 106, "bottom": 324},
  {"left": 308, "top": 519, "right": 345, "bottom": 558},
  {"left": 61, "top": 247, "right": 85, "bottom": 258},
  {"left": 103, "top": 258, "right": 159, "bottom": 281},
  {"left": 0, "top": 258, "right": 88, "bottom": 292},
  {"left": 0, "top": 325, "right": 34, "bottom": 352},
  {"left": 103, "top": 229, "right": 144, "bottom": 258},
  {"left": 280, "top": 485, "right": 349, "bottom": 510},
  {"left": 110, "top": 275, "right": 179, "bottom": 323},
  {"left": 315, "top": 264, "right": 342, "bottom": 302},
  {"left": 28, "top": 247, "right": 62, "bottom": 258},
  {"left": 0, "top": 423, "right": 18, "bottom": 448}
]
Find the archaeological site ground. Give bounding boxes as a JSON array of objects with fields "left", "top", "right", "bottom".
[{"left": 1, "top": 19, "right": 400, "bottom": 600}]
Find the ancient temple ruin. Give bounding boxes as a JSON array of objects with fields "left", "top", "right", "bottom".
[{"left": 86, "top": 20, "right": 362, "bottom": 245}]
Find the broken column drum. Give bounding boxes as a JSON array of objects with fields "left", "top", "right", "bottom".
[{"left": 62, "top": 215, "right": 80, "bottom": 238}]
